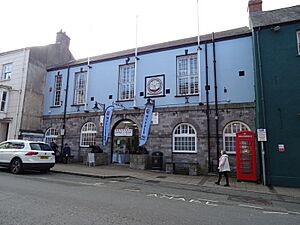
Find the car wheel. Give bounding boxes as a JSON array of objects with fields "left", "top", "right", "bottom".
[{"left": 10, "top": 158, "right": 23, "bottom": 174}]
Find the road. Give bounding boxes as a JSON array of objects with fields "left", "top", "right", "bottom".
[{"left": 0, "top": 169, "right": 299, "bottom": 225}]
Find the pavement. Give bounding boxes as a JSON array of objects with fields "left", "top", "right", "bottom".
[{"left": 51, "top": 163, "right": 300, "bottom": 201}]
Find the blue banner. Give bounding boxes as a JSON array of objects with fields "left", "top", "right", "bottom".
[
  {"left": 102, "top": 106, "right": 114, "bottom": 146},
  {"left": 139, "top": 102, "right": 154, "bottom": 146}
]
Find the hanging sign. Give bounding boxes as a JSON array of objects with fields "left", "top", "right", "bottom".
[
  {"left": 115, "top": 128, "right": 133, "bottom": 137},
  {"left": 102, "top": 106, "right": 114, "bottom": 146},
  {"left": 151, "top": 112, "right": 159, "bottom": 125},
  {"left": 139, "top": 102, "right": 154, "bottom": 146}
]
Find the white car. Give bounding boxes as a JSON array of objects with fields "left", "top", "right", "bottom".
[{"left": 0, "top": 140, "right": 55, "bottom": 174}]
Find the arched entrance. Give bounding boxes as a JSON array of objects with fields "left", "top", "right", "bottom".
[{"left": 111, "top": 119, "right": 139, "bottom": 164}]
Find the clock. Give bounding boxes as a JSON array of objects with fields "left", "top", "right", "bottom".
[{"left": 147, "top": 78, "right": 162, "bottom": 94}]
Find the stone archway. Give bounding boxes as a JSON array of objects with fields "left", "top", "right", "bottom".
[{"left": 111, "top": 119, "right": 139, "bottom": 164}]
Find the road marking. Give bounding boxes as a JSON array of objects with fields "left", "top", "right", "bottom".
[
  {"left": 93, "top": 182, "right": 104, "bottom": 186},
  {"left": 124, "top": 188, "right": 140, "bottom": 192},
  {"left": 287, "top": 211, "right": 300, "bottom": 215},
  {"left": 109, "top": 180, "right": 118, "bottom": 183},
  {"left": 239, "top": 204, "right": 264, "bottom": 210},
  {"left": 196, "top": 198, "right": 219, "bottom": 203},
  {"left": 263, "top": 211, "right": 289, "bottom": 215}
]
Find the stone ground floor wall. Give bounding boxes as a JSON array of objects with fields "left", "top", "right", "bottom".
[{"left": 42, "top": 102, "right": 255, "bottom": 175}]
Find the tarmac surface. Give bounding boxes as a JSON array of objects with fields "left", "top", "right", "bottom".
[{"left": 51, "top": 163, "right": 300, "bottom": 203}]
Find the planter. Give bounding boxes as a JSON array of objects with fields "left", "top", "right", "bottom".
[
  {"left": 129, "top": 154, "right": 149, "bottom": 170},
  {"left": 83, "top": 152, "right": 108, "bottom": 166}
]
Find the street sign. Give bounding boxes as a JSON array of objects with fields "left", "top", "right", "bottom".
[{"left": 257, "top": 129, "right": 267, "bottom": 142}]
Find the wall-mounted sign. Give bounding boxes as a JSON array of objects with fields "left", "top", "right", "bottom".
[
  {"left": 114, "top": 128, "right": 133, "bottom": 137},
  {"left": 145, "top": 74, "right": 165, "bottom": 98},
  {"left": 278, "top": 144, "right": 285, "bottom": 152},
  {"left": 151, "top": 112, "right": 159, "bottom": 125}
]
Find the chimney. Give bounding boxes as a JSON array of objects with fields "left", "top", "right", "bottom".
[
  {"left": 56, "top": 30, "right": 71, "bottom": 49},
  {"left": 248, "top": 0, "right": 262, "bottom": 15}
]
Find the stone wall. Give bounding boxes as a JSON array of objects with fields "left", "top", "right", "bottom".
[{"left": 42, "top": 102, "right": 255, "bottom": 174}]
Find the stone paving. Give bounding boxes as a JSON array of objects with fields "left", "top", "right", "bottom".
[{"left": 52, "top": 163, "right": 300, "bottom": 199}]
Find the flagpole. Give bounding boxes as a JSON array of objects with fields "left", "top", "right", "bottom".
[
  {"left": 197, "top": 0, "right": 202, "bottom": 104},
  {"left": 133, "top": 15, "right": 138, "bottom": 108}
]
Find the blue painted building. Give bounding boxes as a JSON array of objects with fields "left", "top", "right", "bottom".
[{"left": 42, "top": 27, "right": 255, "bottom": 174}]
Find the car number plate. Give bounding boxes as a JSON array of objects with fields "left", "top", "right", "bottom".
[{"left": 40, "top": 156, "right": 49, "bottom": 159}]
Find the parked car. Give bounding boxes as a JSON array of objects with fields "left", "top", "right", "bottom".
[{"left": 0, "top": 140, "right": 55, "bottom": 174}]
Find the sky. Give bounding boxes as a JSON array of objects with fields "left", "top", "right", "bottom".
[{"left": 0, "top": 0, "right": 299, "bottom": 59}]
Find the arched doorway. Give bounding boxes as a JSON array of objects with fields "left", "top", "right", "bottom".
[{"left": 111, "top": 120, "right": 139, "bottom": 164}]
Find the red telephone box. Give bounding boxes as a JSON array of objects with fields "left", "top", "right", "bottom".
[{"left": 236, "top": 131, "right": 257, "bottom": 181}]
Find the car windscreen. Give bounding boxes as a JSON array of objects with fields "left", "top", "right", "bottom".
[{"left": 30, "top": 143, "right": 53, "bottom": 151}]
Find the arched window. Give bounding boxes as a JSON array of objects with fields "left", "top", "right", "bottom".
[
  {"left": 80, "top": 122, "right": 97, "bottom": 147},
  {"left": 173, "top": 123, "right": 197, "bottom": 153},
  {"left": 44, "top": 128, "right": 58, "bottom": 144},
  {"left": 223, "top": 121, "right": 250, "bottom": 154}
]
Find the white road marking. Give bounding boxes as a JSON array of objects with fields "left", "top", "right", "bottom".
[
  {"left": 109, "top": 180, "right": 118, "bottom": 183},
  {"left": 93, "top": 182, "right": 104, "bottom": 186},
  {"left": 287, "top": 211, "right": 300, "bottom": 215},
  {"left": 239, "top": 204, "right": 264, "bottom": 210},
  {"left": 263, "top": 211, "right": 289, "bottom": 215},
  {"left": 124, "top": 188, "right": 140, "bottom": 192}
]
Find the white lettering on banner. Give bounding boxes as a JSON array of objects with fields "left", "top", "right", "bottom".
[{"left": 114, "top": 128, "right": 133, "bottom": 137}]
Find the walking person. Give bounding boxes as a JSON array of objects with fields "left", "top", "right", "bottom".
[
  {"left": 50, "top": 141, "right": 59, "bottom": 162},
  {"left": 215, "top": 150, "right": 231, "bottom": 186},
  {"left": 63, "top": 143, "right": 71, "bottom": 164}
]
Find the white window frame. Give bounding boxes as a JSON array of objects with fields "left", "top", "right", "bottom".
[
  {"left": 297, "top": 31, "right": 300, "bottom": 55},
  {"left": 44, "top": 128, "right": 58, "bottom": 144},
  {"left": 74, "top": 71, "right": 87, "bottom": 105},
  {"left": 173, "top": 123, "right": 197, "bottom": 153},
  {"left": 223, "top": 121, "right": 251, "bottom": 154},
  {"left": 80, "top": 122, "right": 97, "bottom": 147},
  {"left": 118, "top": 63, "right": 135, "bottom": 101},
  {"left": 53, "top": 74, "right": 62, "bottom": 106},
  {"left": 176, "top": 54, "right": 198, "bottom": 96},
  {"left": 0, "top": 89, "right": 8, "bottom": 112},
  {"left": 2, "top": 63, "right": 12, "bottom": 80}
]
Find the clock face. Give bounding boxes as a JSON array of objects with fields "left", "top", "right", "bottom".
[{"left": 147, "top": 78, "right": 162, "bottom": 94}]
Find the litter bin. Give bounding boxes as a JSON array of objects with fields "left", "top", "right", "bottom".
[{"left": 151, "top": 151, "right": 163, "bottom": 170}]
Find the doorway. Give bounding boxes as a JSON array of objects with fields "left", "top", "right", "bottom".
[
  {"left": 112, "top": 120, "right": 139, "bottom": 164},
  {"left": 0, "top": 123, "right": 9, "bottom": 142}
]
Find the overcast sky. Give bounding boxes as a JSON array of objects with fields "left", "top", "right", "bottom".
[{"left": 0, "top": 0, "right": 299, "bottom": 59}]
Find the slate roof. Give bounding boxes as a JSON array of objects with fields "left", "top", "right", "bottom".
[
  {"left": 48, "top": 26, "right": 251, "bottom": 70},
  {"left": 250, "top": 5, "right": 300, "bottom": 28}
]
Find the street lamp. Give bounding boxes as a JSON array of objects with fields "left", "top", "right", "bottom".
[{"left": 92, "top": 101, "right": 105, "bottom": 112}]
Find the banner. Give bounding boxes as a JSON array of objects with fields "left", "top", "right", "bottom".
[
  {"left": 102, "top": 106, "right": 114, "bottom": 146},
  {"left": 139, "top": 102, "right": 154, "bottom": 146}
]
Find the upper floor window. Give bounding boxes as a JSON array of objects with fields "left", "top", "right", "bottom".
[
  {"left": 173, "top": 123, "right": 197, "bottom": 153},
  {"left": 0, "top": 90, "right": 8, "bottom": 112},
  {"left": 2, "top": 63, "right": 12, "bottom": 80},
  {"left": 54, "top": 74, "right": 62, "bottom": 106},
  {"left": 177, "top": 54, "right": 198, "bottom": 96},
  {"left": 80, "top": 122, "right": 97, "bottom": 147},
  {"left": 118, "top": 64, "right": 135, "bottom": 101},
  {"left": 223, "top": 121, "right": 250, "bottom": 154},
  {"left": 44, "top": 128, "right": 58, "bottom": 144},
  {"left": 74, "top": 71, "right": 86, "bottom": 105},
  {"left": 297, "top": 31, "right": 300, "bottom": 55}
]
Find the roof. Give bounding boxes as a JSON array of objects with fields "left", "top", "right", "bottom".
[
  {"left": 250, "top": 5, "right": 300, "bottom": 28},
  {"left": 48, "top": 26, "right": 251, "bottom": 71}
]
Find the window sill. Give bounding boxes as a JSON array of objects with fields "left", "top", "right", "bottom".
[
  {"left": 50, "top": 105, "right": 62, "bottom": 108},
  {"left": 174, "top": 94, "right": 199, "bottom": 98},
  {"left": 115, "top": 99, "right": 133, "bottom": 102},
  {"left": 172, "top": 151, "right": 197, "bottom": 154},
  {"left": 71, "top": 104, "right": 85, "bottom": 107}
]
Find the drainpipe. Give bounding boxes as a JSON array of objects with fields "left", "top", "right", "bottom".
[
  {"left": 84, "top": 57, "right": 90, "bottom": 112},
  {"left": 212, "top": 32, "right": 220, "bottom": 169},
  {"left": 60, "top": 66, "right": 70, "bottom": 161},
  {"left": 255, "top": 28, "right": 268, "bottom": 185},
  {"left": 205, "top": 42, "right": 211, "bottom": 172},
  {"left": 133, "top": 15, "right": 138, "bottom": 108}
]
